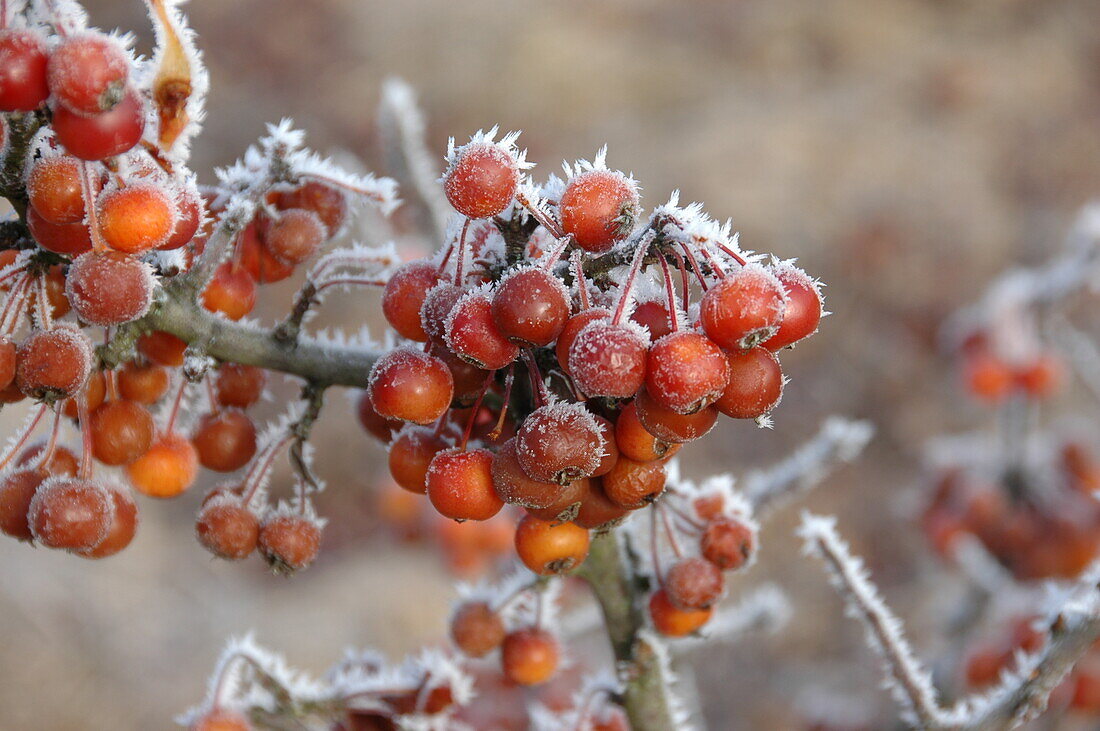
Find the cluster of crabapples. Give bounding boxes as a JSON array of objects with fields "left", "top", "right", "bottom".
[
  {"left": 959, "top": 328, "right": 1064, "bottom": 404},
  {"left": 354, "top": 131, "right": 821, "bottom": 661},
  {"left": 0, "top": 11, "right": 377, "bottom": 569},
  {"left": 923, "top": 440, "right": 1100, "bottom": 581}
]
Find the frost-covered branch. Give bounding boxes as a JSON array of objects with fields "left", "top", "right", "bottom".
[
  {"left": 744, "top": 418, "right": 873, "bottom": 517},
  {"left": 799, "top": 513, "right": 949, "bottom": 729},
  {"left": 801, "top": 513, "right": 1100, "bottom": 730}
]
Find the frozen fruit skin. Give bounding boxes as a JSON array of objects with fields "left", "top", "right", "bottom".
[
  {"left": 27, "top": 156, "right": 85, "bottom": 224},
  {"left": 514, "top": 402, "right": 604, "bottom": 484},
  {"left": 444, "top": 142, "right": 519, "bottom": 219},
  {"left": 763, "top": 265, "right": 823, "bottom": 351},
  {"left": 445, "top": 290, "right": 519, "bottom": 371},
  {"left": 28, "top": 477, "right": 114, "bottom": 551},
  {"left": 699, "top": 264, "right": 787, "bottom": 352},
  {"left": 716, "top": 346, "right": 784, "bottom": 419},
  {"left": 426, "top": 448, "right": 503, "bottom": 521},
  {"left": 450, "top": 601, "right": 505, "bottom": 658},
  {"left": 51, "top": 86, "right": 146, "bottom": 161},
  {"left": 66, "top": 251, "right": 155, "bottom": 326},
  {"left": 259, "top": 514, "right": 322, "bottom": 572},
  {"left": 568, "top": 320, "right": 648, "bottom": 398},
  {"left": 559, "top": 170, "right": 639, "bottom": 253},
  {"left": 98, "top": 184, "right": 178, "bottom": 254},
  {"left": 78, "top": 483, "right": 138, "bottom": 559},
  {"left": 491, "top": 438, "right": 565, "bottom": 509},
  {"left": 16, "top": 326, "right": 94, "bottom": 401},
  {"left": 645, "top": 331, "right": 730, "bottom": 414},
  {"left": 197, "top": 496, "right": 260, "bottom": 560},
  {"left": 490, "top": 267, "right": 571, "bottom": 347},
  {"left": 501, "top": 628, "right": 560, "bottom": 686},
  {"left": 0, "top": 30, "right": 50, "bottom": 111},
  {"left": 47, "top": 33, "right": 130, "bottom": 115},
  {"left": 367, "top": 347, "right": 454, "bottom": 425},
  {"left": 382, "top": 260, "right": 438, "bottom": 342}
]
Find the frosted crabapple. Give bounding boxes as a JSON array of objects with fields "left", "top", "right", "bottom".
[
  {"left": 513, "top": 514, "right": 590, "bottom": 575},
  {"left": 48, "top": 32, "right": 130, "bottom": 115},
  {"left": 65, "top": 250, "right": 155, "bottom": 325},
  {"left": 367, "top": 347, "right": 454, "bottom": 425},
  {"left": 700, "top": 263, "right": 787, "bottom": 352},
  {"left": 560, "top": 168, "right": 639, "bottom": 253},
  {"left": 450, "top": 601, "right": 506, "bottom": 658},
  {"left": 443, "top": 136, "right": 521, "bottom": 219},
  {"left": 514, "top": 401, "right": 604, "bottom": 485},
  {"left": 501, "top": 627, "right": 560, "bottom": 686},
  {"left": 0, "top": 29, "right": 50, "bottom": 111},
  {"left": 259, "top": 512, "right": 323, "bottom": 573}
]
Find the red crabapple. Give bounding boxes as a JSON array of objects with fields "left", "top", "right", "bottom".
[
  {"left": 444, "top": 141, "right": 520, "bottom": 219},
  {"left": 559, "top": 170, "right": 639, "bottom": 253}
]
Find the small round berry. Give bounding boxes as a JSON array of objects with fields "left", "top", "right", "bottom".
[
  {"left": 47, "top": 32, "right": 130, "bottom": 115},
  {"left": 500, "top": 628, "right": 560, "bottom": 686},
  {"left": 569, "top": 321, "right": 648, "bottom": 399},
  {"left": 0, "top": 468, "right": 46, "bottom": 540},
  {"left": 634, "top": 388, "right": 718, "bottom": 443},
  {"left": 515, "top": 402, "right": 604, "bottom": 484},
  {"left": 98, "top": 184, "right": 177, "bottom": 254},
  {"left": 126, "top": 432, "right": 199, "bottom": 498},
  {"left": 117, "top": 361, "right": 170, "bottom": 404},
  {"left": 367, "top": 347, "right": 454, "bottom": 425},
  {"left": 700, "top": 265, "right": 787, "bottom": 352},
  {"left": 573, "top": 479, "right": 631, "bottom": 530},
  {"left": 665, "top": 556, "right": 725, "bottom": 610},
  {"left": 701, "top": 517, "right": 756, "bottom": 571},
  {"left": 420, "top": 282, "right": 465, "bottom": 345},
  {"left": 715, "top": 346, "right": 784, "bottom": 419},
  {"left": 649, "top": 588, "right": 712, "bottom": 637},
  {"left": 630, "top": 300, "right": 673, "bottom": 341},
  {"left": 66, "top": 251, "right": 155, "bottom": 325},
  {"left": 435, "top": 345, "right": 491, "bottom": 407},
  {"left": 77, "top": 483, "right": 137, "bottom": 559},
  {"left": 16, "top": 327, "right": 93, "bottom": 401},
  {"left": 190, "top": 708, "right": 252, "bottom": 731},
  {"left": 0, "top": 336, "right": 15, "bottom": 391},
  {"left": 559, "top": 170, "right": 639, "bottom": 253},
  {"left": 28, "top": 476, "right": 113, "bottom": 550},
  {"left": 591, "top": 415, "right": 619, "bottom": 477},
  {"left": 16, "top": 442, "right": 79, "bottom": 477},
  {"left": 514, "top": 514, "right": 590, "bottom": 575},
  {"left": 27, "top": 156, "right": 84, "bottom": 224},
  {"left": 263, "top": 209, "right": 325, "bottom": 264},
  {"left": 1017, "top": 353, "right": 1064, "bottom": 399},
  {"left": 427, "top": 448, "right": 503, "bottom": 521},
  {"left": 196, "top": 496, "right": 260, "bottom": 560},
  {"left": 89, "top": 399, "right": 155, "bottom": 466},
  {"left": 445, "top": 291, "right": 519, "bottom": 371},
  {"left": 356, "top": 389, "right": 401, "bottom": 442},
  {"left": 27, "top": 205, "right": 92, "bottom": 255},
  {"left": 0, "top": 29, "right": 49, "bottom": 111},
  {"left": 388, "top": 425, "right": 447, "bottom": 494},
  {"left": 762, "top": 266, "right": 823, "bottom": 351},
  {"left": 524, "top": 477, "right": 589, "bottom": 524},
  {"left": 202, "top": 262, "right": 257, "bottom": 321},
  {"left": 555, "top": 308, "right": 610, "bottom": 375},
  {"left": 614, "top": 400, "right": 680, "bottom": 462},
  {"left": 964, "top": 352, "right": 1014, "bottom": 403},
  {"left": 62, "top": 369, "right": 106, "bottom": 419},
  {"left": 382, "top": 260, "right": 439, "bottom": 342},
  {"left": 490, "top": 438, "right": 566, "bottom": 509},
  {"left": 274, "top": 181, "right": 347, "bottom": 235},
  {"left": 450, "top": 601, "right": 505, "bottom": 658},
  {"left": 159, "top": 187, "right": 203, "bottom": 251},
  {"left": 259, "top": 513, "right": 322, "bottom": 573},
  {"left": 645, "top": 331, "right": 729, "bottom": 414},
  {"left": 491, "top": 267, "right": 571, "bottom": 347},
  {"left": 138, "top": 330, "right": 187, "bottom": 367},
  {"left": 213, "top": 363, "right": 266, "bottom": 409},
  {"left": 601, "top": 455, "right": 666, "bottom": 509},
  {"left": 192, "top": 409, "right": 258, "bottom": 472},
  {"left": 51, "top": 86, "right": 145, "bottom": 160},
  {"left": 443, "top": 141, "right": 519, "bottom": 219}
]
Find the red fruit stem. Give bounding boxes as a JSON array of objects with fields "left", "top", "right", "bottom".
[
  {"left": 649, "top": 507, "right": 665, "bottom": 589},
  {"left": 435, "top": 239, "right": 455, "bottom": 276},
  {"left": 105, "top": 368, "right": 118, "bottom": 402},
  {"left": 0, "top": 0, "right": 7, "bottom": 30},
  {"left": 713, "top": 241, "right": 747, "bottom": 266},
  {"left": 76, "top": 395, "right": 94, "bottom": 480},
  {"left": 36, "top": 405, "right": 63, "bottom": 472},
  {"left": 0, "top": 274, "right": 30, "bottom": 336},
  {"left": 515, "top": 190, "right": 565, "bottom": 239},
  {"left": 486, "top": 366, "right": 514, "bottom": 441},
  {"left": 656, "top": 253, "right": 680, "bottom": 334},
  {"left": 32, "top": 274, "right": 51, "bottom": 329},
  {"left": 656, "top": 501, "right": 684, "bottom": 559},
  {"left": 453, "top": 218, "right": 471, "bottom": 287},
  {"left": 610, "top": 230, "right": 656, "bottom": 326},
  {"left": 80, "top": 162, "right": 110, "bottom": 253},
  {"left": 670, "top": 248, "right": 692, "bottom": 308},
  {"left": 0, "top": 402, "right": 47, "bottom": 472},
  {"left": 205, "top": 378, "right": 220, "bottom": 415},
  {"left": 298, "top": 172, "right": 388, "bottom": 207},
  {"left": 521, "top": 350, "right": 549, "bottom": 407},
  {"left": 571, "top": 250, "right": 590, "bottom": 310},
  {"left": 164, "top": 376, "right": 189, "bottom": 435},
  {"left": 539, "top": 233, "right": 573, "bottom": 270},
  {"left": 459, "top": 369, "right": 497, "bottom": 450},
  {"left": 663, "top": 499, "right": 705, "bottom": 533},
  {"left": 240, "top": 433, "right": 295, "bottom": 504}
]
